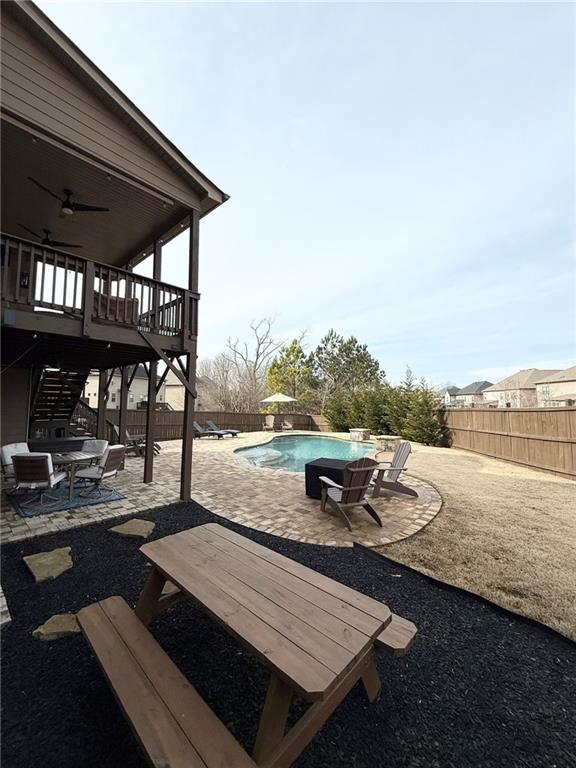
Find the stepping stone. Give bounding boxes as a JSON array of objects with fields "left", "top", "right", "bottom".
[
  {"left": 33, "top": 613, "right": 80, "bottom": 641},
  {"left": 110, "top": 519, "right": 155, "bottom": 539},
  {"left": 23, "top": 547, "right": 73, "bottom": 583}
]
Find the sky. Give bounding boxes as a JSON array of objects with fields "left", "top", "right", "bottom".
[{"left": 38, "top": 0, "right": 575, "bottom": 385}]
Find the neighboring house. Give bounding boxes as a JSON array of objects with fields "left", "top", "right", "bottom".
[
  {"left": 163, "top": 371, "right": 217, "bottom": 411},
  {"left": 535, "top": 366, "right": 576, "bottom": 407},
  {"left": 482, "top": 369, "right": 560, "bottom": 408},
  {"left": 438, "top": 386, "right": 461, "bottom": 407},
  {"left": 454, "top": 381, "right": 493, "bottom": 406},
  {"left": 82, "top": 366, "right": 166, "bottom": 410}
]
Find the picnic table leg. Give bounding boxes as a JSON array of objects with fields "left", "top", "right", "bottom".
[
  {"left": 253, "top": 674, "right": 293, "bottom": 762},
  {"left": 134, "top": 568, "right": 166, "bottom": 626},
  {"left": 361, "top": 653, "right": 381, "bottom": 702}
]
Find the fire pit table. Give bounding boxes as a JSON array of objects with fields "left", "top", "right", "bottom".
[{"left": 304, "top": 457, "right": 349, "bottom": 499}]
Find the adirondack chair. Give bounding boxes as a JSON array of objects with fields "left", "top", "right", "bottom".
[
  {"left": 319, "top": 457, "right": 381, "bottom": 532},
  {"left": 371, "top": 440, "right": 417, "bottom": 498},
  {"left": 282, "top": 416, "right": 294, "bottom": 431},
  {"left": 262, "top": 414, "right": 277, "bottom": 431}
]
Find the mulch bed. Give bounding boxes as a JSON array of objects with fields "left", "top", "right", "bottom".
[{"left": 1, "top": 500, "right": 574, "bottom": 768}]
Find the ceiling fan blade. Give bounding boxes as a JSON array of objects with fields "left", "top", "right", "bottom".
[
  {"left": 18, "top": 223, "right": 41, "bottom": 239},
  {"left": 71, "top": 202, "right": 110, "bottom": 212},
  {"left": 49, "top": 241, "right": 83, "bottom": 248},
  {"left": 28, "top": 177, "right": 63, "bottom": 201}
]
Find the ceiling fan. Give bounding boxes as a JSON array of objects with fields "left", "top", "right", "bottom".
[
  {"left": 18, "top": 224, "right": 83, "bottom": 248},
  {"left": 28, "top": 177, "right": 110, "bottom": 216}
]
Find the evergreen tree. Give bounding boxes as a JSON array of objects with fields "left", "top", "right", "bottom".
[{"left": 403, "top": 386, "right": 444, "bottom": 445}]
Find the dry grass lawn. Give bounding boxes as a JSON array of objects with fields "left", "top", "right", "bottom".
[{"left": 378, "top": 446, "right": 576, "bottom": 641}]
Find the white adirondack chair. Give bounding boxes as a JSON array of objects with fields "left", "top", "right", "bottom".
[{"left": 371, "top": 440, "right": 417, "bottom": 498}]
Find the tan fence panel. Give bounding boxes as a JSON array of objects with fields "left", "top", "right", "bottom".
[
  {"left": 107, "top": 410, "right": 318, "bottom": 439},
  {"left": 445, "top": 407, "right": 576, "bottom": 478}
]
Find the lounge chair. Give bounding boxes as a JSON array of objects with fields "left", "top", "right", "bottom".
[
  {"left": 262, "top": 414, "right": 279, "bottom": 431},
  {"left": 319, "top": 457, "right": 381, "bottom": 531},
  {"left": 193, "top": 421, "right": 227, "bottom": 439},
  {"left": 206, "top": 419, "right": 239, "bottom": 437},
  {"left": 371, "top": 440, "right": 417, "bottom": 498},
  {"left": 282, "top": 416, "right": 294, "bottom": 431},
  {"left": 113, "top": 427, "right": 160, "bottom": 457},
  {"left": 75, "top": 445, "right": 126, "bottom": 497},
  {"left": 12, "top": 453, "right": 66, "bottom": 507}
]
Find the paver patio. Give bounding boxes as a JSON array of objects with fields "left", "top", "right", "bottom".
[{"left": 0, "top": 432, "right": 442, "bottom": 548}]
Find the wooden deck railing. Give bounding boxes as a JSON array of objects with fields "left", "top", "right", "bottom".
[{"left": 0, "top": 233, "right": 198, "bottom": 341}]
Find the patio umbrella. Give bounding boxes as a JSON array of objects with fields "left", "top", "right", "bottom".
[{"left": 261, "top": 392, "right": 297, "bottom": 413}]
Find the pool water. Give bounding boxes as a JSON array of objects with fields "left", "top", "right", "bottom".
[{"left": 235, "top": 434, "right": 374, "bottom": 473}]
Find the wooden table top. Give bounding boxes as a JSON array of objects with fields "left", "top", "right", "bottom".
[{"left": 139, "top": 523, "right": 391, "bottom": 700}]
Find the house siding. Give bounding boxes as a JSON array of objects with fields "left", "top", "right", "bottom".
[
  {"left": 1, "top": 367, "right": 31, "bottom": 442},
  {"left": 82, "top": 373, "right": 165, "bottom": 410},
  {"left": 482, "top": 389, "right": 538, "bottom": 408},
  {"left": 536, "top": 380, "right": 576, "bottom": 406},
  {"left": 1, "top": 12, "right": 200, "bottom": 208}
]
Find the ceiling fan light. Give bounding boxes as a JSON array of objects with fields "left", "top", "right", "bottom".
[{"left": 61, "top": 205, "right": 74, "bottom": 216}]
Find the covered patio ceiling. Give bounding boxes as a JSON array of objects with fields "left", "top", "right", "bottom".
[{"left": 1, "top": 120, "right": 191, "bottom": 268}]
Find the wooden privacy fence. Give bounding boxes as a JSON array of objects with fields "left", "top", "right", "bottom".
[
  {"left": 444, "top": 408, "right": 576, "bottom": 478},
  {"left": 106, "top": 410, "right": 333, "bottom": 440}
]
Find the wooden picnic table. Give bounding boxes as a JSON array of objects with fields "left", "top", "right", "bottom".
[{"left": 135, "top": 523, "right": 392, "bottom": 766}]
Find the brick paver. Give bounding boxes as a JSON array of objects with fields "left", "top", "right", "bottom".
[{"left": 1, "top": 432, "right": 442, "bottom": 549}]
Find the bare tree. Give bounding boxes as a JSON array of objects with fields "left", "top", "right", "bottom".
[{"left": 199, "top": 318, "right": 284, "bottom": 412}]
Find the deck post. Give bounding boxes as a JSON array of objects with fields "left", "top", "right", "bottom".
[
  {"left": 118, "top": 366, "right": 129, "bottom": 445},
  {"left": 180, "top": 209, "right": 199, "bottom": 501},
  {"left": 97, "top": 369, "right": 108, "bottom": 439},
  {"left": 144, "top": 362, "right": 157, "bottom": 483}
]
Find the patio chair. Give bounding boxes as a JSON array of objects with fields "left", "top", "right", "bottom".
[
  {"left": 282, "top": 416, "right": 294, "bottom": 431},
  {"left": 262, "top": 414, "right": 278, "bottom": 431},
  {"left": 206, "top": 419, "right": 240, "bottom": 437},
  {"left": 371, "top": 440, "right": 417, "bottom": 498},
  {"left": 12, "top": 453, "right": 66, "bottom": 508},
  {"left": 81, "top": 439, "right": 109, "bottom": 459},
  {"left": 75, "top": 445, "right": 126, "bottom": 497},
  {"left": 319, "top": 457, "right": 381, "bottom": 532},
  {"left": 1, "top": 442, "right": 30, "bottom": 480},
  {"left": 193, "top": 421, "right": 227, "bottom": 439}
]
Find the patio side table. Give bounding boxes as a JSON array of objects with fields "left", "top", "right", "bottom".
[{"left": 304, "top": 457, "right": 348, "bottom": 499}]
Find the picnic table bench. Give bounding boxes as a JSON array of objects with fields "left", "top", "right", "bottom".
[{"left": 78, "top": 523, "right": 417, "bottom": 768}]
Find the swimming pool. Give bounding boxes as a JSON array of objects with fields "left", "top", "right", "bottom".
[{"left": 235, "top": 434, "right": 374, "bottom": 473}]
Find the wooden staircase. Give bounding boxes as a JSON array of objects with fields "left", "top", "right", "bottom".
[{"left": 29, "top": 367, "right": 90, "bottom": 436}]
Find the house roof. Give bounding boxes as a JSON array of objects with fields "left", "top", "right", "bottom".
[
  {"left": 483, "top": 369, "right": 560, "bottom": 392},
  {"left": 439, "top": 386, "right": 460, "bottom": 396},
  {"left": 534, "top": 366, "right": 576, "bottom": 385},
  {"left": 456, "top": 381, "right": 493, "bottom": 395},
  {"left": 6, "top": 1, "right": 228, "bottom": 217}
]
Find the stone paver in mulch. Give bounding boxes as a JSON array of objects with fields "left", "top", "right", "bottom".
[
  {"left": 23, "top": 547, "right": 73, "bottom": 583},
  {"left": 109, "top": 518, "right": 156, "bottom": 539},
  {"left": 32, "top": 613, "right": 80, "bottom": 641}
]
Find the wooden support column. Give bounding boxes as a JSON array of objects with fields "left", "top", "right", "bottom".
[
  {"left": 118, "top": 366, "right": 129, "bottom": 445},
  {"left": 144, "top": 244, "right": 162, "bottom": 484},
  {"left": 180, "top": 209, "right": 200, "bottom": 501},
  {"left": 144, "top": 361, "right": 157, "bottom": 483},
  {"left": 96, "top": 369, "right": 108, "bottom": 439}
]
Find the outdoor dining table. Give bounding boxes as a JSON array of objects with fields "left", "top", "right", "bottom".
[
  {"left": 51, "top": 451, "right": 100, "bottom": 500},
  {"left": 134, "top": 523, "right": 392, "bottom": 765}
]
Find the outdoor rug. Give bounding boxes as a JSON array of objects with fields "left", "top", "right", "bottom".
[
  {"left": 1, "top": 500, "right": 574, "bottom": 768},
  {"left": 7, "top": 482, "right": 125, "bottom": 518}
]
